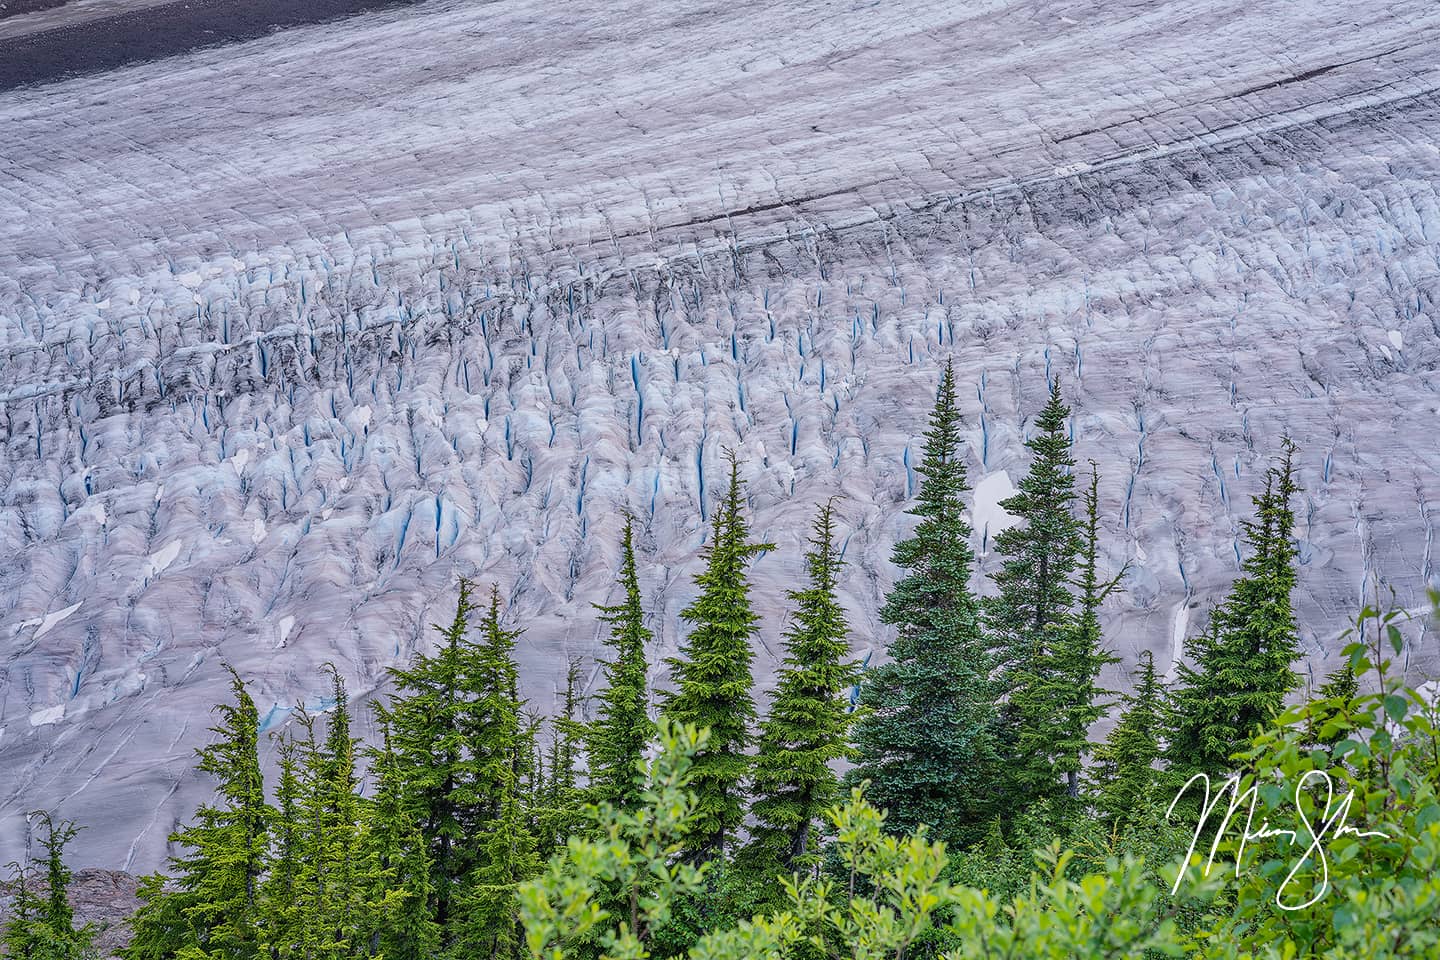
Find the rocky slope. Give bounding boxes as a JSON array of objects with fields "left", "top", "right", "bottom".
[
  {"left": 2, "top": 0, "right": 1438, "bottom": 873},
  {"left": 0, "top": 867, "right": 140, "bottom": 957}
]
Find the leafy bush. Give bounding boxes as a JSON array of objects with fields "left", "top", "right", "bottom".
[{"left": 520, "top": 605, "right": 1440, "bottom": 960}]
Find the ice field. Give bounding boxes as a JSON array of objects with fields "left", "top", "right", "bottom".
[{"left": 2, "top": 0, "right": 1440, "bottom": 870}]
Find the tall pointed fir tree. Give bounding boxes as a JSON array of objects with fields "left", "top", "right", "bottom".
[
  {"left": 986, "top": 377, "right": 1086, "bottom": 807},
  {"left": 259, "top": 733, "right": 305, "bottom": 957},
  {"left": 1165, "top": 442, "right": 1303, "bottom": 777},
  {"left": 535, "top": 658, "right": 585, "bottom": 851},
  {"left": 448, "top": 586, "right": 540, "bottom": 960},
  {"left": 587, "top": 514, "right": 655, "bottom": 813},
  {"left": 743, "top": 500, "right": 860, "bottom": 882},
  {"left": 126, "top": 667, "right": 271, "bottom": 960},
  {"left": 374, "top": 580, "right": 486, "bottom": 936},
  {"left": 360, "top": 720, "right": 440, "bottom": 960},
  {"left": 2, "top": 812, "right": 94, "bottom": 960},
  {"left": 848, "top": 361, "right": 1001, "bottom": 847},
  {"left": 1009, "top": 463, "right": 1124, "bottom": 800},
  {"left": 1091, "top": 650, "right": 1165, "bottom": 825},
  {"left": 284, "top": 670, "right": 374, "bottom": 960},
  {"left": 661, "top": 451, "right": 774, "bottom": 861}
]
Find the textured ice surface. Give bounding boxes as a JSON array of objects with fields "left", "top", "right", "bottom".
[{"left": 2, "top": 0, "right": 1440, "bottom": 871}]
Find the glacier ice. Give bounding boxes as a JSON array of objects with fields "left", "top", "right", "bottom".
[{"left": 1, "top": 0, "right": 1440, "bottom": 871}]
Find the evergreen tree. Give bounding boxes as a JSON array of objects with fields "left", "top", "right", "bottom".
[
  {"left": 537, "top": 658, "right": 585, "bottom": 849},
  {"left": 848, "top": 361, "right": 1001, "bottom": 847},
  {"left": 282, "top": 672, "right": 372, "bottom": 960},
  {"left": 2, "top": 855, "right": 44, "bottom": 960},
  {"left": 374, "top": 581, "right": 485, "bottom": 933},
  {"left": 587, "top": 514, "right": 655, "bottom": 812},
  {"left": 987, "top": 378, "right": 1085, "bottom": 806},
  {"left": 1091, "top": 651, "right": 1165, "bottom": 825},
  {"left": 447, "top": 587, "right": 541, "bottom": 960},
  {"left": 743, "top": 500, "right": 860, "bottom": 880},
  {"left": 661, "top": 451, "right": 774, "bottom": 861},
  {"left": 359, "top": 722, "right": 440, "bottom": 960},
  {"left": 2, "top": 813, "right": 95, "bottom": 960},
  {"left": 987, "top": 377, "right": 1084, "bottom": 682},
  {"left": 126, "top": 667, "right": 270, "bottom": 960},
  {"left": 1010, "top": 464, "right": 1124, "bottom": 800},
  {"left": 1165, "top": 442, "right": 1303, "bottom": 777},
  {"left": 258, "top": 734, "right": 304, "bottom": 957}
]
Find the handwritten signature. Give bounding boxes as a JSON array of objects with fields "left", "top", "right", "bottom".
[{"left": 1167, "top": 770, "right": 1390, "bottom": 910}]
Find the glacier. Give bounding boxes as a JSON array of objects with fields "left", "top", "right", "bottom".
[{"left": 2, "top": 0, "right": 1439, "bottom": 872}]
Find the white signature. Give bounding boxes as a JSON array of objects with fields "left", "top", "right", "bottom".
[{"left": 1167, "top": 770, "right": 1390, "bottom": 910}]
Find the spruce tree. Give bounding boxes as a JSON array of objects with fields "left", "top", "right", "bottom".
[
  {"left": 126, "top": 667, "right": 270, "bottom": 960},
  {"left": 1091, "top": 651, "right": 1165, "bottom": 825},
  {"left": 587, "top": 513, "right": 655, "bottom": 812},
  {"left": 259, "top": 734, "right": 304, "bottom": 957},
  {"left": 987, "top": 377, "right": 1085, "bottom": 806},
  {"left": 536, "top": 658, "right": 585, "bottom": 849},
  {"left": 1010, "top": 464, "right": 1123, "bottom": 800},
  {"left": 2, "top": 855, "right": 44, "bottom": 960},
  {"left": 374, "top": 580, "right": 484, "bottom": 933},
  {"left": 1166, "top": 441, "right": 1303, "bottom": 777},
  {"left": 987, "top": 377, "right": 1083, "bottom": 680},
  {"left": 447, "top": 586, "right": 540, "bottom": 960},
  {"left": 743, "top": 500, "right": 860, "bottom": 880},
  {"left": 661, "top": 451, "right": 774, "bottom": 861},
  {"left": 2, "top": 813, "right": 94, "bottom": 960},
  {"left": 848, "top": 361, "right": 1001, "bottom": 847},
  {"left": 360, "top": 721, "right": 440, "bottom": 960},
  {"left": 284, "top": 672, "right": 372, "bottom": 960}
]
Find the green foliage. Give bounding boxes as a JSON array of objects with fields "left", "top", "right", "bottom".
[
  {"left": 375, "top": 580, "right": 485, "bottom": 930},
  {"left": 125, "top": 666, "right": 270, "bottom": 960},
  {"left": 1167, "top": 443, "right": 1302, "bottom": 780},
  {"left": 1092, "top": 650, "right": 1166, "bottom": 826},
  {"left": 1169, "top": 603, "right": 1440, "bottom": 958},
  {"left": 1013, "top": 462, "right": 1124, "bottom": 802},
  {"left": 360, "top": 721, "right": 440, "bottom": 960},
  {"left": 987, "top": 378, "right": 1083, "bottom": 680},
  {"left": 587, "top": 515, "right": 656, "bottom": 813},
  {"left": 988, "top": 378, "right": 1090, "bottom": 806},
  {"left": 849, "top": 360, "right": 1001, "bottom": 848},
  {"left": 446, "top": 586, "right": 543, "bottom": 960},
  {"left": 661, "top": 452, "right": 774, "bottom": 861},
  {"left": 742, "top": 500, "right": 861, "bottom": 887},
  {"left": 522, "top": 604, "right": 1440, "bottom": 960},
  {"left": 2, "top": 813, "right": 95, "bottom": 960},
  {"left": 537, "top": 659, "right": 589, "bottom": 851},
  {"left": 518, "top": 722, "right": 712, "bottom": 960}
]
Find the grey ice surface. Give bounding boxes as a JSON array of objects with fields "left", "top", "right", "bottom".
[{"left": 2, "top": 0, "right": 1440, "bottom": 871}]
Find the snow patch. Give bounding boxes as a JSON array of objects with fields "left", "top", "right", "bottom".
[
  {"left": 278, "top": 616, "right": 295, "bottom": 648},
  {"left": 29, "top": 705, "right": 65, "bottom": 727},
  {"left": 142, "top": 540, "right": 182, "bottom": 580},
  {"left": 1163, "top": 602, "right": 1191, "bottom": 684},
  {"left": 971, "top": 470, "right": 1021, "bottom": 548},
  {"left": 1388, "top": 329, "right": 1404, "bottom": 350},
  {"left": 74, "top": 500, "right": 106, "bottom": 526},
  {"left": 252, "top": 518, "right": 267, "bottom": 544},
  {"left": 33, "top": 601, "right": 83, "bottom": 641},
  {"left": 231, "top": 448, "right": 251, "bottom": 476}
]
